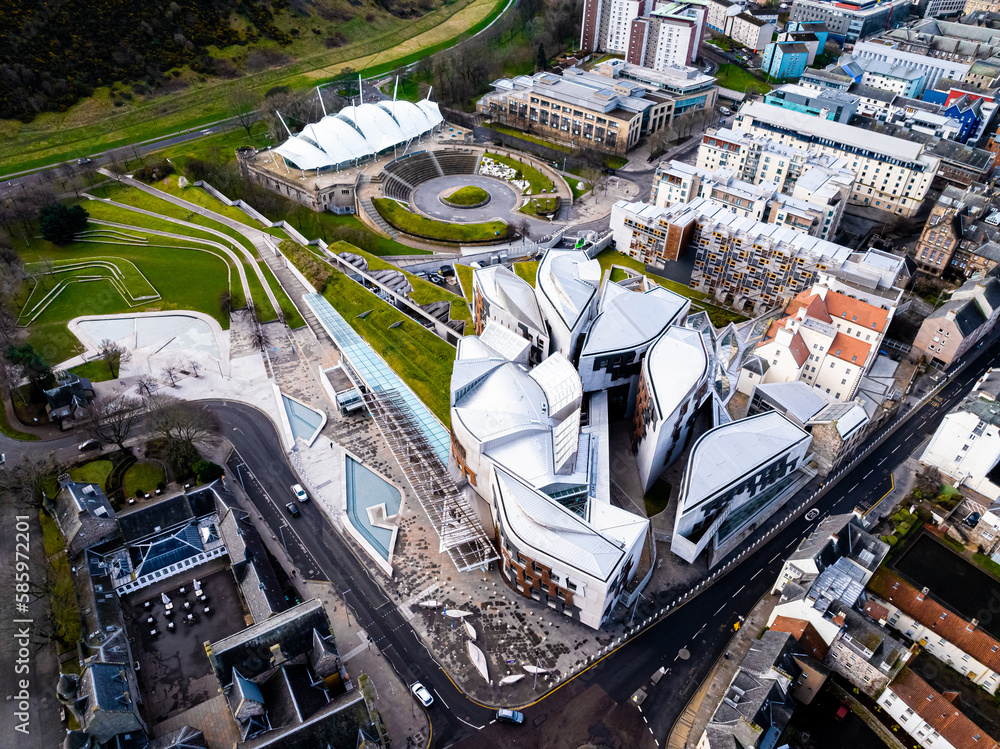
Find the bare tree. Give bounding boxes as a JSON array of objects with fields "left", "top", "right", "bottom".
[
  {"left": 219, "top": 290, "right": 234, "bottom": 318},
  {"left": 161, "top": 365, "right": 179, "bottom": 388},
  {"left": 517, "top": 218, "right": 532, "bottom": 244},
  {"left": 0, "top": 453, "right": 61, "bottom": 509},
  {"left": 98, "top": 339, "right": 131, "bottom": 378},
  {"left": 86, "top": 394, "right": 144, "bottom": 452},
  {"left": 229, "top": 86, "right": 262, "bottom": 139},
  {"left": 187, "top": 359, "right": 202, "bottom": 378},
  {"left": 248, "top": 324, "right": 271, "bottom": 355},
  {"left": 146, "top": 395, "right": 221, "bottom": 469},
  {"left": 135, "top": 374, "right": 157, "bottom": 397}
]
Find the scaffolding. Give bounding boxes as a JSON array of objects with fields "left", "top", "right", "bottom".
[{"left": 362, "top": 388, "right": 499, "bottom": 572}]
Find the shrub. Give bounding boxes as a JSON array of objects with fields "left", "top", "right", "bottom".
[
  {"left": 280, "top": 240, "right": 331, "bottom": 292},
  {"left": 192, "top": 459, "right": 224, "bottom": 484},
  {"left": 133, "top": 159, "right": 175, "bottom": 183},
  {"left": 40, "top": 203, "right": 89, "bottom": 244}
]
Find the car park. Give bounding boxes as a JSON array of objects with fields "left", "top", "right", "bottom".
[
  {"left": 496, "top": 708, "right": 524, "bottom": 724},
  {"left": 411, "top": 682, "right": 434, "bottom": 707},
  {"left": 292, "top": 483, "right": 308, "bottom": 502},
  {"left": 285, "top": 502, "right": 301, "bottom": 517}
]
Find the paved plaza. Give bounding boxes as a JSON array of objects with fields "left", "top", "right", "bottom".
[{"left": 411, "top": 174, "right": 519, "bottom": 223}]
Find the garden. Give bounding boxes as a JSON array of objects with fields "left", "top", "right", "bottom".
[{"left": 442, "top": 186, "right": 490, "bottom": 207}]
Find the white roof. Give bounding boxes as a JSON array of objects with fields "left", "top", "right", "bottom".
[
  {"left": 299, "top": 117, "right": 375, "bottom": 164},
  {"left": 537, "top": 249, "right": 600, "bottom": 329},
  {"left": 375, "top": 100, "right": 432, "bottom": 141},
  {"left": 493, "top": 466, "right": 628, "bottom": 580},
  {"left": 474, "top": 265, "right": 546, "bottom": 333},
  {"left": 416, "top": 99, "right": 445, "bottom": 128},
  {"left": 681, "top": 411, "right": 810, "bottom": 512},
  {"left": 582, "top": 284, "right": 690, "bottom": 357},
  {"left": 529, "top": 353, "right": 582, "bottom": 417},
  {"left": 479, "top": 321, "right": 531, "bottom": 362},
  {"left": 754, "top": 381, "right": 831, "bottom": 423},
  {"left": 646, "top": 326, "right": 709, "bottom": 419},
  {"left": 273, "top": 136, "right": 337, "bottom": 172},
  {"left": 336, "top": 103, "right": 406, "bottom": 153}
]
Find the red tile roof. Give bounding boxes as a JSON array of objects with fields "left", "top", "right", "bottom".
[
  {"left": 828, "top": 332, "right": 871, "bottom": 366},
  {"left": 868, "top": 570, "right": 1000, "bottom": 673},
  {"left": 864, "top": 600, "right": 890, "bottom": 622},
  {"left": 889, "top": 670, "right": 999, "bottom": 749},
  {"left": 825, "top": 290, "right": 889, "bottom": 334},
  {"left": 770, "top": 615, "right": 830, "bottom": 660}
]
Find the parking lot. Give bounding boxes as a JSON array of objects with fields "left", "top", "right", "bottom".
[{"left": 122, "top": 568, "right": 247, "bottom": 724}]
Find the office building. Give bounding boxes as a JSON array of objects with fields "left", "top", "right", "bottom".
[
  {"left": 633, "top": 326, "right": 711, "bottom": 493},
  {"left": 735, "top": 100, "right": 941, "bottom": 216},
  {"left": 593, "top": 59, "right": 720, "bottom": 120},
  {"left": 671, "top": 411, "right": 813, "bottom": 566},
  {"left": 472, "top": 264, "right": 549, "bottom": 365},
  {"left": 788, "top": 0, "right": 911, "bottom": 45},
  {"left": 763, "top": 84, "right": 860, "bottom": 122}
]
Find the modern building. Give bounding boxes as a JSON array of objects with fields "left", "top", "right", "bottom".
[
  {"left": 671, "top": 410, "right": 813, "bottom": 566},
  {"left": 728, "top": 11, "right": 775, "bottom": 51},
  {"left": 578, "top": 281, "right": 691, "bottom": 414},
  {"left": 878, "top": 670, "right": 1000, "bottom": 749},
  {"left": 628, "top": 2, "right": 710, "bottom": 69},
  {"left": 868, "top": 569, "right": 1000, "bottom": 695},
  {"left": 648, "top": 159, "right": 852, "bottom": 241},
  {"left": 913, "top": 275, "right": 1000, "bottom": 366},
  {"left": 535, "top": 248, "right": 602, "bottom": 360},
  {"left": 919, "top": 367, "right": 1000, "bottom": 499},
  {"left": 735, "top": 100, "right": 941, "bottom": 216},
  {"left": 592, "top": 59, "right": 719, "bottom": 119},
  {"left": 854, "top": 58, "right": 926, "bottom": 97},
  {"left": 788, "top": 0, "right": 911, "bottom": 45},
  {"left": 763, "top": 84, "right": 860, "bottom": 122},
  {"left": 633, "top": 326, "right": 712, "bottom": 493},
  {"left": 762, "top": 41, "right": 811, "bottom": 80},
  {"left": 472, "top": 264, "right": 549, "bottom": 365},
  {"left": 925, "top": 79, "right": 1000, "bottom": 147},
  {"left": 924, "top": 0, "right": 967, "bottom": 16}
]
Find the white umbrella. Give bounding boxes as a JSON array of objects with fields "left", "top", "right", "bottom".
[
  {"left": 161, "top": 593, "right": 171, "bottom": 604},
  {"left": 467, "top": 641, "right": 489, "bottom": 682},
  {"left": 523, "top": 664, "right": 551, "bottom": 674},
  {"left": 499, "top": 674, "right": 525, "bottom": 685},
  {"left": 465, "top": 621, "right": 476, "bottom": 641},
  {"left": 444, "top": 609, "right": 473, "bottom": 618},
  {"left": 417, "top": 600, "right": 439, "bottom": 608},
  {"left": 192, "top": 579, "right": 201, "bottom": 592}
]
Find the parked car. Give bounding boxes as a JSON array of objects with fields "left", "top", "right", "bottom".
[
  {"left": 719, "top": 107, "right": 732, "bottom": 116},
  {"left": 285, "top": 502, "right": 301, "bottom": 517},
  {"left": 439, "top": 265, "right": 455, "bottom": 277},
  {"left": 78, "top": 439, "right": 101, "bottom": 452},
  {"left": 76, "top": 158, "right": 92, "bottom": 165},
  {"left": 292, "top": 483, "right": 308, "bottom": 502},
  {"left": 428, "top": 274, "right": 445, "bottom": 285},
  {"left": 835, "top": 705, "right": 849, "bottom": 721},
  {"left": 411, "top": 682, "right": 434, "bottom": 707},
  {"left": 966, "top": 512, "right": 982, "bottom": 528},
  {"left": 496, "top": 709, "right": 524, "bottom": 725}
]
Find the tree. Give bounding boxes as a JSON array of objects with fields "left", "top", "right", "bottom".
[
  {"left": 5, "top": 343, "right": 51, "bottom": 392},
  {"left": 187, "top": 359, "right": 202, "bottom": 378},
  {"left": 914, "top": 465, "right": 942, "bottom": 500},
  {"left": 0, "top": 453, "right": 61, "bottom": 510},
  {"left": 161, "top": 365, "right": 179, "bottom": 388},
  {"left": 535, "top": 43, "right": 547, "bottom": 72},
  {"left": 98, "top": 339, "right": 131, "bottom": 378},
  {"left": 146, "top": 395, "right": 220, "bottom": 471},
  {"left": 248, "top": 323, "right": 271, "bottom": 355},
  {"left": 135, "top": 374, "right": 157, "bottom": 397},
  {"left": 744, "top": 82, "right": 761, "bottom": 99},
  {"left": 229, "top": 86, "right": 261, "bottom": 139},
  {"left": 517, "top": 218, "right": 532, "bottom": 244},
  {"left": 219, "top": 290, "right": 234, "bottom": 318},
  {"left": 39, "top": 203, "right": 89, "bottom": 245},
  {"left": 87, "top": 394, "right": 144, "bottom": 451}
]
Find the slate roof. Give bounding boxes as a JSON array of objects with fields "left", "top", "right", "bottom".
[
  {"left": 147, "top": 726, "right": 207, "bottom": 749},
  {"left": 928, "top": 299, "right": 988, "bottom": 337},
  {"left": 240, "top": 693, "right": 372, "bottom": 749}
]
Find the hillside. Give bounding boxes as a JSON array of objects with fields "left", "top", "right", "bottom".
[{"left": 0, "top": 0, "right": 456, "bottom": 123}]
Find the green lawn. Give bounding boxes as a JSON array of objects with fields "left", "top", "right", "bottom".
[
  {"left": 373, "top": 199, "right": 506, "bottom": 243},
  {"left": 514, "top": 261, "right": 538, "bottom": 287},
  {"left": 258, "top": 261, "right": 307, "bottom": 329},
  {"left": 519, "top": 197, "right": 559, "bottom": 217},
  {"left": 485, "top": 123, "right": 572, "bottom": 154},
  {"left": 69, "top": 359, "right": 117, "bottom": 383},
  {"left": 443, "top": 186, "right": 490, "bottom": 206},
  {"left": 69, "top": 460, "right": 114, "bottom": 490},
  {"left": 715, "top": 65, "right": 772, "bottom": 94},
  {"left": 123, "top": 462, "right": 166, "bottom": 498},
  {"left": 322, "top": 269, "right": 455, "bottom": 424},
  {"left": 17, "top": 238, "right": 232, "bottom": 363},
  {"left": 610, "top": 268, "right": 628, "bottom": 283},
  {"left": 40, "top": 509, "right": 66, "bottom": 557},
  {"left": 0, "top": 395, "right": 39, "bottom": 441},
  {"left": 566, "top": 177, "right": 590, "bottom": 201},
  {"left": 455, "top": 264, "right": 475, "bottom": 303},
  {"left": 154, "top": 178, "right": 262, "bottom": 229},
  {"left": 481, "top": 152, "right": 555, "bottom": 195}
]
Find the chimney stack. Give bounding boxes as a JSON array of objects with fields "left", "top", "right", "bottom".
[{"left": 917, "top": 586, "right": 929, "bottom": 602}]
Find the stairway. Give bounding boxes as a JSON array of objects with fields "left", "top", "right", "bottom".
[{"left": 360, "top": 198, "right": 399, "bottom": 239}]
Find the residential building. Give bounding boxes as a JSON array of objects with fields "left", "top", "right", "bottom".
[
  {"left": 627, "top": 2, "right": 710, "bottom": 70},
  {"left": 729, "top": 11, "right": 775, "bottom": 51},
  {"left": 580, "top": 0, "right": 648, "bottom": 54},
  {"left": 76, "top": 662, "right": 147, "bottom": 745},
  {"left": 699, "top": 631, "right": 814, "bottom": 748},
  {"left": 579, "top": 281, "right": 690, "bottom": 414},
  {"left": 788, "top": 19, "right": 830, "bottom": 50},
  {"left": 913, "top": 275, "right": 1000, "bottom": 366},
  {"left": 535, "top": 247, "right": 602, "bottom": 360},
  {"left": 706, "top": 0, "right": 743, "bottom": 33},
  {"left": 763, "top": 84, "right": 860, "bottom": 122},
  {"left": 738, "top": 283, "right": 891, "bottom": 401},
  {"left": 472, "top": 264, "right": 549, "bottom": 365},
  {"left": 633, "top": 326, "right": 711, "bottom": 493},
  {"left": 52, "top": 478, "right": 117, "bottom": 556},
  {"left": 966, "top": 0, "right": 1000, "bottom": 11},
  {"left": 671, "top": 411, "right": 813, "bottom": 566},
  {"left": 868, "top": 569, "right": 1000, "bottom": 694},
  {"left": 911, "top": 185, "right": 1000, "bottom": 277},
  {"left": 648, "top": 159, "right": 852, "bottom": 241},
  {"left": 919, "top": 366, "right": 1000, "bottom": 499},
  {"left": 925, "top": 79, "right": 1000, "bottom": 146},
  {"left": 788, "top": 0, "right": 911, "bottom": 46},
  {"left": 43, "top": 371, "right": 95, "bottom": 428},
  {"left": 924, "top": 0, "right": 967, "bottom": 16},
  {"left": 592, "top": 59, "right": 719, "bottom": 119},
  {"left": 735, "top": 100, "right": 941, "bottom": 216},
  {"left": 762, "top": 41, "right": 811, "bottom": 80},
  {"left": 856, "top": 58, "right": 926, "bottom": 97},
  {"left": 878, "top": 670, "right": 1000, "bottom": 749},
  {"left": 965, "top": 58, "right": 1000, "bottom": 88},
  {"left": 744, "top": 382, "right": 869, "bottom": 474}
]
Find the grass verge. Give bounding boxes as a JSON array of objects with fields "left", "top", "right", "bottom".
[
  {"left": 373, "top": 199, "right": 506, "bottom": 243},
  {"left": 258, "top": 261, "right": 307, "bottom": 329},
  {"left": 40, "top": 509, "right": 66, "bottom": 557},
  {"left": 715, "top": 64, "right": 772, "bottom": 94},
  {"left": 69, "top": 460, "right": 114, "bottom": 490},
  {"left": 123, "top": 462, "right": 166, "bottom": 498},
  {"left": 456, "top": 264, "right": 475, "bottom": 303},
  {"left": 0, "top": 394, "right": 40, "bottom": 441},
  {"left": 69, "top": 359, "right": 117, "bottom": 383}
]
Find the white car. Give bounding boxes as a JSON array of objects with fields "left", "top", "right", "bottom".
[
  {"left": 292, "top": 483, "right": 308, "bottom": 502},
  {"left": 805, "top": 509, "right": 820, "bottom": 521},
  {"left": 720, "top": 107, "right": 732, "bottom": 116},
  {"left": 411, "top": 682, "right": 434, "bottom": 707}
]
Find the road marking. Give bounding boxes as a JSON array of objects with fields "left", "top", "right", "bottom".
[
  {"left": 878, "top": 457, "right": 886, "bottom": 465},
  {"left": 751, "top": 569, "right": 761, "bottom": 580},
  {"left": 849, "top": 483, "right": 858, "bottom": 491},
  {"left": 454, "top": 715, "right": 484, "bottom": 730},
  {"left": 785, "top": 539, "right": 796, "bottom": 549},
  {"left": 769, "top": 554, "right": 780, "bottom": 563},
  {"left": 734, "top": 585, "right": 745, "bottom": 595},
  {"left": 433, "top": 689, "right": 451, "bottom": 710},
  {"left": 863, "top": 470, "right": 873, "bottom": 479},
  {"left": 714, "top": 604, "right": 726, "bottom": 616},
  {"left": 892, "top": 445, "right": 900, "bottom": 453},
  {"left": 696, "top": 624, "right": 706, "bottom": 635}
]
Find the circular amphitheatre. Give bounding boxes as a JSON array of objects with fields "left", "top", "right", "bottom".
[
  {"left": 412, "top": 174, "right": 518, "bottom": 224},
  {"left": 440, "top": 185, "right": 490, "bottom": 208}
]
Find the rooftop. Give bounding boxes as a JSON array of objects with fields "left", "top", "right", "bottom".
[
  {"left": 581, "top": 283, "right": 689, "bottom": 357},
  {"left": 537, "top": 248, "right": 601, "bottom": 332},
  {"left": 889, "top": 670, "right": 1000, "bottom": 749}
]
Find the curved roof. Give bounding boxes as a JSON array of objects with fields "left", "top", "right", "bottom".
[
  {"left": 299, "top": 117, "right": 374, "bottom": 165},
  {"left": 537, "top": 249, "right": 601, "bottom": 329},
  {"left": 337, "top": 103, "right": 406, "bottom": 153},
  {"left": 582, "top": 285, "right": 689, "bottom": 357},
  {"left": 273, "top": 137, "right": 337, "bottom": 172},
  {"left": 646, "top": 326, "right": 708, "bottom": 419},
  {"left": 417, "top": 99, "right": 445, "bottom": 128},
  {"left": 376, "top": 100, "right": 432, "bottom": 141},
  {"left": 474, "top": 265, "right": 546, "bottom": 334}
]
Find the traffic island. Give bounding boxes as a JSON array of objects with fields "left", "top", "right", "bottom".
[{"left": 440, "top": 185, "right": 491, "bottom": 208}]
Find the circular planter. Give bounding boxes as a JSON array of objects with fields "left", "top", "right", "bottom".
[{"left": 439, "top": 185, "right": 491, "bottom": 209}]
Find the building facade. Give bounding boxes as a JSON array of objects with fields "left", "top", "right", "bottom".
[
  {"left": 472, "top": 265, "right": 549, "bottom": 365},
  {"left": 729, "top": 12, "right": 775, "bottom": 51},
  {"left": 913, "top": 276, "right": 1000, "bottom": 366},
  {"left": 788, "top": 0, "right": 910, "bottom": 45},
  {"left": 762, "top": 41, "right": 811, "bottom": 80}
]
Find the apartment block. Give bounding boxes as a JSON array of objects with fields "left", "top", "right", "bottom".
[
  {"left": 729, "top": 11, "right": 775, "bottom": 51},
  {"left": 581, "top": 0, "right": 708, "bottom": 68},
  {"left": 788, "top": 0, "right": 911, "bottom": 45},
  {"left": 763, "top": 84, "right": 860, "bottom": 123},
  {"left": 762, "top": 41, "right": 811, "bottom": 80}
]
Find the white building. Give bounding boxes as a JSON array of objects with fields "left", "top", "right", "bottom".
[
  {"left": 627, "top": 2, "right": 709, "bottom": 70},
  {"left": 729, "top": 12, "right": 774, "bottom": 52},
  {"left": 535, "top": 248, "right": 602, "bottom": 361},
  {"left": 578, "top": 281, "right": 690, "bottom": 415},
  {"left": 852, "top": 41, "right": 972, "bottom": 96},
  {"left": 857, "top": 58, "right": 925, "bottom": 98},
  {"left": 924, "top": 0, "right": 967, "bottom": 17},
  {"left": 671, "top": 411, "right": 813, "bottom": 566},
  {"left": 878, "top": 671, "right": 1000, "bottom": 749},
  {"left": 735, "top": 100, "right": 941, "bottom": 217},
  {"left": 472, "top": 265, "right": 549, "bottom": 366},
  {"left": 634, "top": 326, "right": 711, "bottom": 493}
]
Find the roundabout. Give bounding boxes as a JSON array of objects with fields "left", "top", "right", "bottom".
[{"left": 412, "top": 174, "right": 518, "bottom": 224}]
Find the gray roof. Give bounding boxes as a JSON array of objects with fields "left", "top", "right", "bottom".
[
  {"left": 148, "top": 726, "right": 207, "bottom": 749},
  {"left": 116, "top": 485, "right": 218, "bottom": 544},
  {"left": 973, "top": 241, "right": 1000, "bottom": 263},
  {"left": 929, "top": 299, "right": 988, "bottom": 337},
  {"left": 84, "top": 662, "right": 133, "bottom": 711},
  {"left": 741, "top": 630, "right": 799, "bottom": 677}
]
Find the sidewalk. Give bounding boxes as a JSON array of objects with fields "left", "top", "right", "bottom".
[{"left": 667, "top": 593, "right": 779, "bottom": 749}]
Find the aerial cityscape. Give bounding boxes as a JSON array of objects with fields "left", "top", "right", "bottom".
[{"left": 8, "top": 0, "right": 1000, "bottom": 747}]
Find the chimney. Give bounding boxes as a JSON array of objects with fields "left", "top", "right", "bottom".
[
  {"left": 917, "top": 586, "right": 929, "bottom": 602},
  {"left": 967, "top": 618, "right": 978, "bottom": 632},
  {"left": 946, "top": 308, "right": 958, "bottom": 321},
  {"left": 269, "top": 643, "right": 285, "bottom": 665}
]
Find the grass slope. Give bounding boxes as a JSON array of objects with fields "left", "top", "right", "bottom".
[
  {"left": 482, "top": 152, "right": 554, "bottom": 194},
  {"left": 443, "top": 186, "right": 490, "bottom": 206},
  {"left": 715, "top": 65, "right": 771, "bottom": 94},
  {"left": 514, "top": 261, "right": 538, "bottom": 287},
  {"left": 455, "top": 264, "right": 475, "bottom": 303},
  {"left": 373, "top": 198, "right": 506, "bottom": 243}
]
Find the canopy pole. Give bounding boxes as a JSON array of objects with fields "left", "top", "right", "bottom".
[
  {"left": 359, "top": 74, "right": 364, "bottom": 105},
  {"left": 317, "top": 87, "right": 327, "bottom": 117}
]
